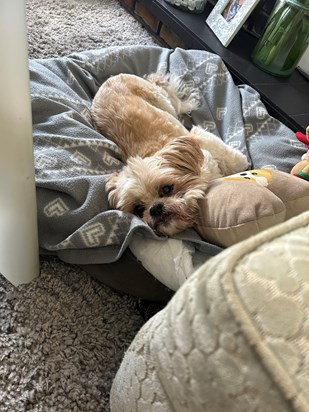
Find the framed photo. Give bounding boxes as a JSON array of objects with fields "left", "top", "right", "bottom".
[{"left": 206, "top": 0, "right": 261, "bottom": 47}]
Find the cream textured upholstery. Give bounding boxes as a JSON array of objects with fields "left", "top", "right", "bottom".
[{"left": 111, "top": 211, "right": 309, "bottom": 412}]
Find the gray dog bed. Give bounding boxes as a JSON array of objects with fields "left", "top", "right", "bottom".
[{"left": 32, "top": 46, "right": 304, "bottom": 297}]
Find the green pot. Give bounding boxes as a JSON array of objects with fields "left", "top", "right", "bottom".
[{"left": 252, "top": 0, "right": 309, "bottom": 76}]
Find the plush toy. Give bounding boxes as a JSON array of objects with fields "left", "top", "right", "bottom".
[
  {"left": 291, "top": 126, "right": 309, "bottom": 181},
  {"left": 196, "top": 169, "right": 309, "bottom": 247},
  {"left": 195, "top": 128, "right": 309, "bottom": 248}
]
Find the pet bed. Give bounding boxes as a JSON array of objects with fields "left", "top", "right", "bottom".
[{"left": 32, "top": 46, "right": 307, "bottom": 294}]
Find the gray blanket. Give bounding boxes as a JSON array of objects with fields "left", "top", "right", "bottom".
[{"left": 32, "top": 46, "right": 303, "bottom": 264}]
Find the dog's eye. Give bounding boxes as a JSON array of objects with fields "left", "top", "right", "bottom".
[
  {"left": 160, "top": 184, "right": 174, "bottom": 197},
  {"left": 133, "top": 204, "right": 145, "bottom": 218}
]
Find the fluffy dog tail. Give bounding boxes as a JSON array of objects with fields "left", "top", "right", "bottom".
[{"left": 146, "top": 73, "right": 200, "bottom": 117}]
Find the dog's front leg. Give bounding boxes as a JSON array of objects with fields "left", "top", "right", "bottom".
[{"left": 191, "top": 126, "right": 249, "bottom": 175}]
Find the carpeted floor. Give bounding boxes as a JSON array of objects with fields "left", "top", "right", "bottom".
[
  {"left": 26, "top": 0, "right": 159, "bottom": 58},
  {"left": 0, "top": 1, "right": 160, "bottom": 411}
]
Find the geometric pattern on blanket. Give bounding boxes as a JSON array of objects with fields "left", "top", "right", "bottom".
[
  {"left": 31, "top": 46, "right": 305, "bottom": 265},
  {"left": 111, "top": 211, "right": 309, "bottom": 412}
]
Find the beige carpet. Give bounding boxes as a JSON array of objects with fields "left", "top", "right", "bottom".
[
  {"left": 26, "top": 0, "right": 159, "bottom": 58},
  {"left": 0, "top": 1, "right": 159, "bottom": 411}
]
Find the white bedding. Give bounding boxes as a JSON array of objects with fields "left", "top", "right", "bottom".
[{"left": 129, "top": 235, "right": 207, "bottom": 291}]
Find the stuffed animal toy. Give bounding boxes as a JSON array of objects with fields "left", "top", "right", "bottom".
[
  {"left": 196, "top": 168, "right": 309, "bottom": 247},
  {"left": 291, "top": 126, "right": 309, "bottom": 181}
]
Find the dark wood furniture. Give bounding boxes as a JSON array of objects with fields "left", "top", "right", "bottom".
[{"left": 141, "top": 0, "right": 309, "bottom": 133}]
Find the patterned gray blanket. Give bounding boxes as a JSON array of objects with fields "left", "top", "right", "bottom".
[{"left": 31, "top": 46, "right": 303, "bottom": 264}]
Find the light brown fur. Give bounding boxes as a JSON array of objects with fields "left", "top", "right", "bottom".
[
  {"left": 91, "top": 73, "right": 189, "bottom": 159},
  {"left": 91, "top": 73, "right": 248, "bottom": 236}
]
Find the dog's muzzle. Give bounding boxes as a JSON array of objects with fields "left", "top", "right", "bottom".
[{"left": 150, "top": 202, "right": 164, "bottom": 217}]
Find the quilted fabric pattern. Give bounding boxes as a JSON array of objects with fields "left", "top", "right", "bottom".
[
  {"left": 111, "top": 212, "right": 309, "bottom": 412},
  {"left": 227, "top": 225, "right": 309, "bottom": 410}
]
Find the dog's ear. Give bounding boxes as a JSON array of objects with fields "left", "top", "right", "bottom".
[
  {"left": 159, "top": 136, "right": 204, "bottom": 175},
  {"left": 105, "top": 172, "right": 120, "bottom": 208}
]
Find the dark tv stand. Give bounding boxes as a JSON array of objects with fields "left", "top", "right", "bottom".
[{"left": 141, "top": 0, "right": 309, "bottom": 133}]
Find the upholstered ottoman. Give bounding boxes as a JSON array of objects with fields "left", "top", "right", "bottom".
[{"left": 111, "top": 211, "right": 309, "bottom": 412}]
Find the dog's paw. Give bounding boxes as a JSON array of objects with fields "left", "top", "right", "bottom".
[
  {"left": 185, "top": 88, "right": 201, "bottom": 112},
  {"left": 229, "top": 151, "right": 250, "bottom": 173},
  {"left": 177, "top": 83, "right": 201, "bottom": 114}
]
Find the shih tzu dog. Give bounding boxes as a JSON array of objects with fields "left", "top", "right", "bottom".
[{"left": 91, "top": 73, "right": 248, "bottom": 236}]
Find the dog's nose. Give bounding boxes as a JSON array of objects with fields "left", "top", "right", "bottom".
[{"left": 150, "top": 202, "right": 164, "bottom": 217}]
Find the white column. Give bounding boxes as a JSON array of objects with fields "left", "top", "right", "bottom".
[{"left": 0, "top": 0, "right": 39, "bottom": 285}]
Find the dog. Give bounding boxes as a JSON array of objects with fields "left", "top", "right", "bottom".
[{"left": 91, "top": 73, "right": 248, "bottom": 236}]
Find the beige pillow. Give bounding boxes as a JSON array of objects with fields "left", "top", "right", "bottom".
[{"left": 196, "top": 169, "right": 309, "bottom": 247}]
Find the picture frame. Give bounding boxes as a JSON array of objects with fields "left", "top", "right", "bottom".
[{"left": 206, "top": 0, "right": 261, "bottom": 47}]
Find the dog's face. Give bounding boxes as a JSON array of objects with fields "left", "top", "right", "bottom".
[{"left": 106, "top": 137, "right": 208, "bottom": 236}]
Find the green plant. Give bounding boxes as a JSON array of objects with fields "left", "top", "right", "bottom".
[{"left": 252, "top": 0, "right": 309, "bottom": 76}]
